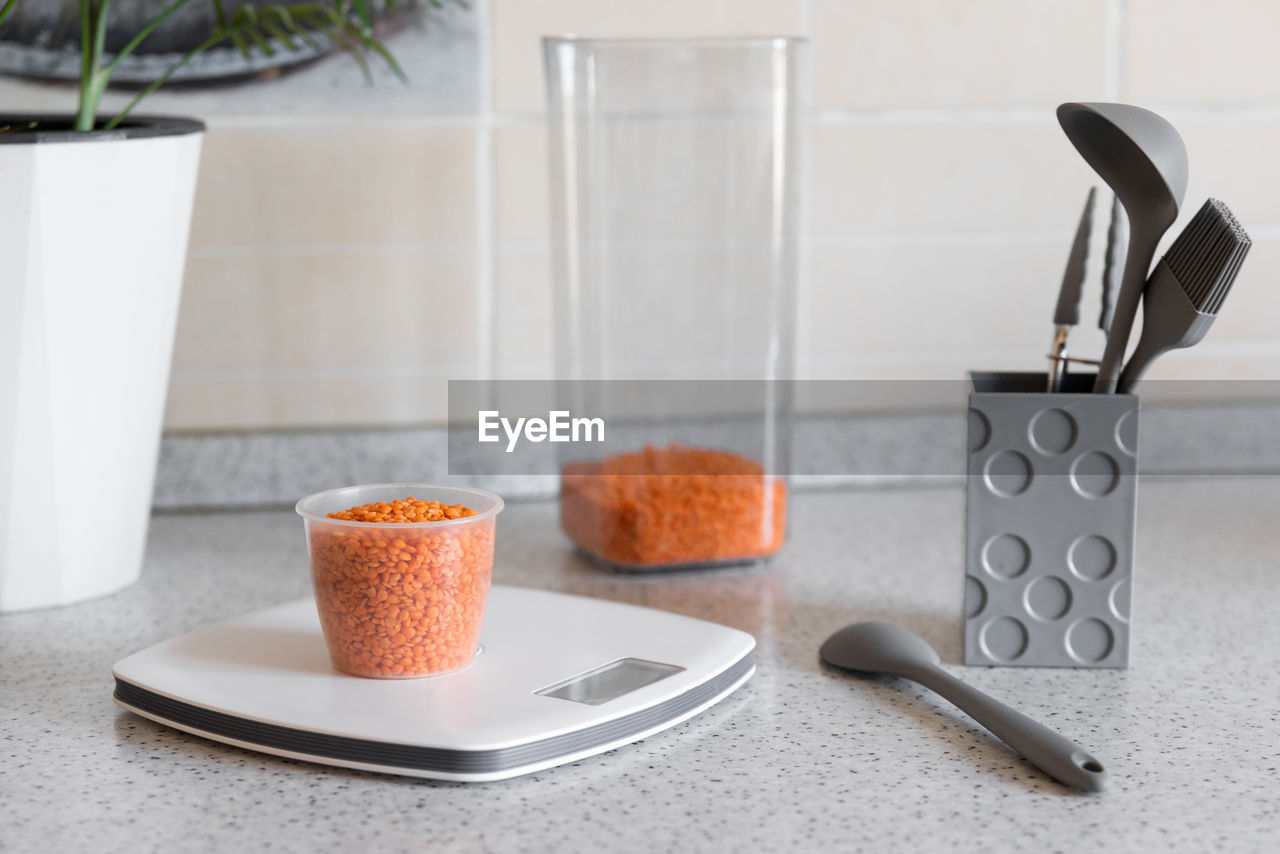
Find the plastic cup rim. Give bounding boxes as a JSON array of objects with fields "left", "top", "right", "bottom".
[{"left": 295, "top": 482, "right": 505, "bottom": 529}]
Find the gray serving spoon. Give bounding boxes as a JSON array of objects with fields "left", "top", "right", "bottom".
[
  {"left": 820, "top": 622, "right": 1110, "bottom": 792},
  {"left": 1057, "top": 102, "right": 1188, "bottom": 394}
]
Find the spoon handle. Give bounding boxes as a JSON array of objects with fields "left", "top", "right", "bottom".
[
  {"left": 914, "top": 666, "right": 1110, "bottom": 792},
  {"left": 1093, "top": 218, "right": 1164, "bottom": 393}
]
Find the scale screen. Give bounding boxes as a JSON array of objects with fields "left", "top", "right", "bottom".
[{"left": 537, "top": 658, "right": 685, "bottom": 706}]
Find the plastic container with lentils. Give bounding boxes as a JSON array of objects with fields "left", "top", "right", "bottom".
[
  {"left": 296, "top": 484, "right": 503, "bottom": 679},
  {"left": 560, "top": 444, "right": 787, "bottom": 571},
  {"left": 547, "top": 41, "right": 800, "bottom": 572}
]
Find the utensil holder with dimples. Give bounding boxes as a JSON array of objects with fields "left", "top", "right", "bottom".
[{"left": 965, "top": 372, "right": 1138, "bottom": 668}]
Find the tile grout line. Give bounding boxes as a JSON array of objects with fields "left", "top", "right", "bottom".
[
  {"left": 184, "top": 222, "right": 1280, "bottom": 260},
  {"left": 167, "top": 333, "right": 1280, "bottom": 385},
  {"left": 797, "top": 0, "right": 816, "bottom": 385},
  {"left": 195, "top": 101, "right": 1280, "bottom": 130},
  {"left": 487, "top": 103, "right": 1280, "bottom": 127},
  {"left": 198, "top": 114, "right": 480, "bottom": 130},
  {"left": 186, "top": 242, "right": 480, "bottom": 258},
  {"left": 475, "top": 0, "right": 496, "bottom": 386},
  {"left": 1105, "top": 0, "right": 1128, "bottom": 101},
  {"left": 170, "top": 364, "right": 478, "bottom": 383}
]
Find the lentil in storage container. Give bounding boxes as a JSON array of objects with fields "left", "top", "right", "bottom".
[{"left": 560, "top": 444, "right": 787, "bottom": 569}]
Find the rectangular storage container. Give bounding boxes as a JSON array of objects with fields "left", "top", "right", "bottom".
[{"left": 544, "top": 37, "right": 806, "bottom": 570}]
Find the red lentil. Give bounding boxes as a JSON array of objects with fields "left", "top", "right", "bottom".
[
  {"left": 560, "top": 444, "right": 787, "bottom": 567},
  {"left": 308, "top": 497, "right": 494, "bottom": 678}
]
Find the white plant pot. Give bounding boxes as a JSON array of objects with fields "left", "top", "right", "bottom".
[{"left": 0, "top": 116, "right": 204, "bottom": 612}]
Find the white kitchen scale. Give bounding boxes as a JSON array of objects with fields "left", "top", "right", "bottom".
[{"left": 112, "top": 585, "right": 755, "bottom": 782}]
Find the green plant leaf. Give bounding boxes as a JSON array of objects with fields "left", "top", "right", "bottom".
[
  {"left": 260, "top": 19, "right": 298, "bottom": 51},
  {"left": 352, "top": 0, "right": 374, "bottom": 34},
  {"left": 230, "top": 30, "right": 253, "bottom": 60},
  {"left": 356, "top": 30, "right": 406, "bottom": 83},
  {"left": 76, "top": 0, "right": 111, "bottom": 130},
  {"left": 105, "top": 0, "right": 198, "bottom": 78},
  {"left": 331, "top": 27, "right": 373, "bottom": 84},
  {"left": 102, "top": 0, "right": 450, "bottom": 128},
  {"left": 0, "top": 0, "right": 20, "bottom": 29}
]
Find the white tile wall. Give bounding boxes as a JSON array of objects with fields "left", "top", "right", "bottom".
[
  {"left": 810, "top": 119, "right": 1102, "bottom": 236},
  {"left": 488, "top": 0, "right": 807, "bottom": 114},
  {"left": 809, "top": 236, "right": 1076, "bottom": 363},
  {"left": 170, "top": 247, "right": 477, "bottom": 428},
  {"left": 492, "top": 122, "right": 551, "bottom": 244},
  {"left": 1125, "top": 0, "right": 1280, "bottom": 105},
  {"left": 190, "top": 126, "right": 479, "bottom": 248},
  {"left": 7, "top": 1, "right": 1277, "bottom": 430},
  {"left": 492, "top": 245, "right": 554, "bottom": 379},
  {"left": 810, "top": 0, "right": 1111, "bottom": 109}
]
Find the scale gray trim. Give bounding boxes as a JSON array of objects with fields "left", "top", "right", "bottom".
[{"left": 113, "top": 652, "right": 753, "bottom": 776}]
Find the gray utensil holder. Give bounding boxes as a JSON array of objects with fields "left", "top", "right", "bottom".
[{"left": 964, "top": 371, "right": 1139, "bottom": 668}]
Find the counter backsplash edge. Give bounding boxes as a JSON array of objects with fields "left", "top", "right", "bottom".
[{"left": 153, "top": 403, "right": 1280, "bottom": 511}]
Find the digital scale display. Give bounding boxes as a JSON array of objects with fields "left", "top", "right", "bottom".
[{"left": 536, "top": 658, "right": 685, "bottom": 706}]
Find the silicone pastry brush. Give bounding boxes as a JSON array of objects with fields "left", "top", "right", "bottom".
[
  {"left": 1117, "top": 198, "right": 1252, "bottom": 393},
  {"left": 1099, "top": 195, "right": 1126, "bottom": 335},
  {"left": 1048, "top": 187, "right": 1096, "bottom": 391}
]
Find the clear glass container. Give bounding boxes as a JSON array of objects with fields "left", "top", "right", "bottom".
[{"left": 543, "top": 37, "right": 806, "bottom": 570}]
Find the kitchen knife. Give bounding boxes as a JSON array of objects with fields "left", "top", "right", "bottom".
[{"left": 1048, "top": 187, "right": 1096, "bottom": 391}]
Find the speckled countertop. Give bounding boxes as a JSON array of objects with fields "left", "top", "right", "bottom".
[{"left": 3, "top": 477, "right": 1279, "bottom": 852}]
